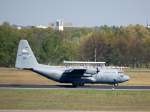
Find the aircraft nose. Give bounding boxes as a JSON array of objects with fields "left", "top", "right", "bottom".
[{"left": 124, "top": 75, "right": 130, "bottom": 81}]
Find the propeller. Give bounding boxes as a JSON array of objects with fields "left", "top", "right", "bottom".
[{"left": 96, "top": 67, "right": 99, "bottom": 73}]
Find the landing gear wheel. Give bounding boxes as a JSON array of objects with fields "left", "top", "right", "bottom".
[
  {"left": 113, "top": 79, "right": 119, "bottom": 87},
  {"left": 79, "top": 83, "right": 85, "bottom": 86},
  {"left": 113, "top": 83, "right": 119, "bottom": 87},
  {"left": 72, "top": 82, "right": 85, "bottom": 87},
  {"left": 72, "top": 83, "right": 78, "bottom": 87}
]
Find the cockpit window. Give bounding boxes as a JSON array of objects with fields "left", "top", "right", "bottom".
[{"left": 120, "top": 75, "right": 124, "bottom": 77}]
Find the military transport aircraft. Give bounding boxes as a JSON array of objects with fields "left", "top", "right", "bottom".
[{"left": 15, "top": 40, "right": 130, "bottom": 87}]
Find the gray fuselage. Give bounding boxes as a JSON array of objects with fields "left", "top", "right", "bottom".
[{"left": 32, "top": 64, "right": 130, "bottom": 85}]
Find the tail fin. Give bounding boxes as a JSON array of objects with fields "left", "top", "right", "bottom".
[{"left": 15, "top": 40, "right": 38, "bottom": 69}]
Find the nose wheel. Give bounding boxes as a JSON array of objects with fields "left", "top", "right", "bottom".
[
  {"left": 113, "top": 79, "right": 119, "bottom": 87},
  {"left": 113, "top": 83, "right": 119, "bottom": 87}
]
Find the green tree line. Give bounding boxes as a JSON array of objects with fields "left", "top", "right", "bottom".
[{"left": 0, "top": 22, "right": 150, "bottom": 67}]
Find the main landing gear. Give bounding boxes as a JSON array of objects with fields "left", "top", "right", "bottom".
[{"left": 72, "top": 82, "right": 85, "bottom": 87}]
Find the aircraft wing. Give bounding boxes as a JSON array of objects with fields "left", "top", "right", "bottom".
[{"left": 63, "top": 68, "right": 87, "bottom": 78}]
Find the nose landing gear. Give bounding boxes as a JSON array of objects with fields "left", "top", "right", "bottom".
[
  {"left": 113, "top": 79, "right": 119, "bottom": 88},
  {"left": 113, "top": 83, "right": 119, "bottom": 87}
]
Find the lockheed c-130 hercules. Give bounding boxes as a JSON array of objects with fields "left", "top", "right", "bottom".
[{"left": 15, "top": 40, "right": 130, "bottom": 87}]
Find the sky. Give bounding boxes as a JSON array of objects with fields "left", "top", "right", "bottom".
[{"left": 0, "top": 0, "right": 150, "bottom": 26}]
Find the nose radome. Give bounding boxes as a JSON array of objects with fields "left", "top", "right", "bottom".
[{"left": 125, "top": 75, "right": 130, "bottom": 81}]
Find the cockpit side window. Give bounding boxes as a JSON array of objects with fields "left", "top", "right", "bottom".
[
  {"left": 120, "top": 75, "right": 124, "bottom": 77},
  {"left": 118, "top": 71, "right": 123, "bottom": 73}
]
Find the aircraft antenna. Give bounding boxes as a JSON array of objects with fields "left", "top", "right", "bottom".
[{"left": 94, "top": 47, "right": 97, "bottom": 62}]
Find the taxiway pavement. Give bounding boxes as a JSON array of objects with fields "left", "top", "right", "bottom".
[{"left": 0, "top": 84, "right": 150, "bottom": 90}]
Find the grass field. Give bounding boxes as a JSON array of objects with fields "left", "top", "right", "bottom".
[
  {"left": 123, "top": 68, "right": 150, "bottom": 86},
  {"left": 0, "top": 89, "right": 150, "bottom": 111},
  {"left": 0, "top": 67, "right": 150, "bottom": 86},
  {"left": 0, "top": 67, "right": 57, "bottom": 85}
]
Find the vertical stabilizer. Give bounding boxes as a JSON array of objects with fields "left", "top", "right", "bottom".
[{"left": 15, "top": 40, "right": 38, "bottom": 69}]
